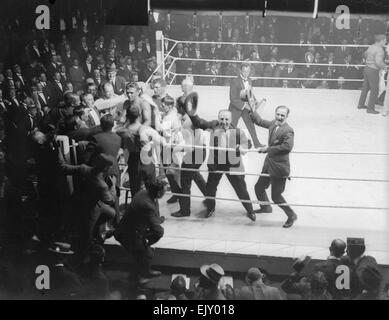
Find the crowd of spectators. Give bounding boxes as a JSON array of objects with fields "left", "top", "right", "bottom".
[
  {"left": 0, "top": 6, "right": 388, "bottom": 299},
  {"left": 162, "top": 14, "right": 387, "bottom": 89}
]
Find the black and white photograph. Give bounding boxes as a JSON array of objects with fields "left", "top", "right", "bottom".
[{"left": 0, "top": 0, "right": 388, "bottom": 304}]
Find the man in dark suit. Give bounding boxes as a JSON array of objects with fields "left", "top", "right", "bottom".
[
  {"left": 139, "top": 57, "right": 155, "bottom": 82},
  {"left": 48, "top": 72, "right": 65, "bottom": 108},
  {"left": 313, "top": 239, "right": 348, "bottom": 300},
  {"left": 106, "top": 66, "right": 126, "bottom": 96},
  {"left": 114, "top": 178, "right": 166, "bottom": 285},
  {"left": 36, "top": 83, "right": 51, "bottom": 113},
  {"left": 229, "top": 63, "right": 264, "bottom": 148},
  {"left": 90, "top": 114, "right": 121, "bottom": 187},
  {"left": 188, "top": 109, "right": 256, "bottom": 222},
  {"left": 82, "top": 53, "right": 95, "bottom": 79},
  {"left": 249, "top": 105, "right": 298, "bottom": 228}
]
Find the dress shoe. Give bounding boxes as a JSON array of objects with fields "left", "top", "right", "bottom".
[
  {"left": 366, "top": 108, "right": 379, "bottom": 114},
  {"left": 146, "top": 269, "right": 162, "bottom": 277},
  {"left": 254, "top": 207, "right": 273, "bottom": 214},
  {"left": 167, "top": 196, "right": 178, "bottom": 204},
  {"left": 381, "top": 112, "right": 388, "bottom": 117},
  {"left": 283, "top": 214, "right": 297, "bottom": 228},
  {"left": 357, "top": 105, "right": 367, "bottom": 109},
  {"left": 247, "top": 212, "right": 256, "bottom": 222},
  {"left": 205, "top": 209, "right": 215, "bottom": 218},
  {"left": 171, "top": 211, "right": 190, "bottom": 218},
  {"left": 159, "top": 216, "right": 166, "bottom": 223}
]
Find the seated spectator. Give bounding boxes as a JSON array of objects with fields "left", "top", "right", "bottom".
[
  {"left": 82, "top": 93, "right": 100, "bottom": 127},
  {"left": 236, "top": 267, "right": 283, "bottom": 300},
  {"left": 313, "top": 239, "right": 348, "bottom": 300},
  {"left": 194, "top": 264, "right": 226, "bottom": 300},
  {"left": 46, "top": 242, "right": 85, "bottom": 300},
  {"left": 68, "top": 59, "right": 86, "bottom": 93},
  {"left": 354, "top": 265, "right": 383, "bottom": 300},
  {"left": 106, "top": 65, "right": 126, "bottom": 96},
  {"left": 341, "top": 237, "right": 382, "bottom": 298}
]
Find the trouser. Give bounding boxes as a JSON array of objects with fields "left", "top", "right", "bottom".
[
  {"left": 229, "top": 107, "right": 261, "bottom": 147},
  {"left": 206, "top": 169, "right": 253, "bottom": 213},
  {"left": 254, "top": 175, "right": 295, "bottom": 219},
  {"left": 383, "top": 78, "right": 389, "bottom": 115},
  {"left": 128, "top": 152, "right": 156, "bottom": 198},
  {"left": 178, "top": 163, "right": 207, "bottom": 215},
  {"left": 161, "top": 148, "right": 181, "bottom": 197},
  {"left": 358, "top": 67, "right": 379, "bottom": 110},
  {"left": 115, "top": 233, "right": 153, "bottom": 278}
]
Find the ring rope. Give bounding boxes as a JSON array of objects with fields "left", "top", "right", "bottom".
[
  {"left": 163, "top": 142, "right": 389, "bottom": 156},
  {"left": 169, "top": 71, "right": 364, "bottom": 82},
  {"left": 154, "top": 165, "right": 389, "bottom": 183},
  {"left": 118, "top": 187, "right": 388, "bottom": 210},
  {"left": 166, "top": 56, "right": 366, "bottom": 68},
  {"left": 164, "top": 37, "right": 370, "bottom": 48}
]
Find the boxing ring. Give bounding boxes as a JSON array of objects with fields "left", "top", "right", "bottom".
[
  {"left": 110, "top": 34, "right": 389, "bottom": 271},
  {"left": 113, "top": 86, "right": 389, "bottom": 267}
]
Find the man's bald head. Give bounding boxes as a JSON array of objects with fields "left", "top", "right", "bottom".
[{"left": 330, "top": 239, "right": 346, "bottom": 258}]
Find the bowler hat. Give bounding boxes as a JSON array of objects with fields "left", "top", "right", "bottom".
[
  {"left": 200, "top": 264, "right": 224, "bottom": 284},
  {"left": 170, "top": 276, "right": 188, "bottom": 294}
]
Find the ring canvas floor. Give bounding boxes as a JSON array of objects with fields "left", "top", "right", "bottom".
[{"left": 111, "top": 86, "right": 389, "bottom": 265}]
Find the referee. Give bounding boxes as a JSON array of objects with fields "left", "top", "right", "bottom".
[{"left": 357, "top": 34, "right": 387, "bottom": 114}]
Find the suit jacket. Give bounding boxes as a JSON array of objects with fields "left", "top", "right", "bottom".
[
  {"left": 49, "top": 265, "right": 84, "bottom": 300},
  {"left": 48, "top": 80, "right": 65, "bottom": 107},
  {"left": 228, "top": 76, "right": 252, "bottom": 111},
  {"left": 91, "top": 131, "right": 122, "bottom": 183},
  {"left": 313, "top": 258, "right": 346, "bottom": 299},
  {"left": 236, "top": 281, "right": 283, "bottom": 300},
  {"left": 37, "top": 91, "right": 51, "bottom": 110},
  {"left": 82, "top": 61, "right": 95, "bottom": 79},
  {"left": 189, "top": 114, "right": 249, "bottom": 170},
  {"left": 250, "top": 112, "right": 294, "bottom": 177},
  {"left": 103, "top": 76, "right": 126, "bottom": 95},
  {"left": 115, "top": 189, "right": 164, "bottom": 247}
]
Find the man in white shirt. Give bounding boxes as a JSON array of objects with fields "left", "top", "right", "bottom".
[{"left": 82, "top": 93, "right": 101, "bottom": 127}]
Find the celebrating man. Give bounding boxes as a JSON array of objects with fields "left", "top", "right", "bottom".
[{"left": 249, "top": 105, "right": 298, "bottom": 228}]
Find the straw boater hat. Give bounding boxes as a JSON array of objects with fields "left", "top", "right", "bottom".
[{"left": 200, "top": 264, "right": 225, "bottom": 284}]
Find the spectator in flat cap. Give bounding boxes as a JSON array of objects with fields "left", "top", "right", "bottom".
[
  {"left": 236, "top": 267, "right": 283, "bottom": 300},
  {"left": 342, "top": 237, "right": 380, "bottom": 298},
  {"left": 194, "top": 264, "right": 226, "bottom": 300}
]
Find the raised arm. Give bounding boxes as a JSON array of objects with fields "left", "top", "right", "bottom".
[
  {"left": 248, "top": 110, "right": 273, "bottom": 129},
  {"left": 189, "top": 114, "right": 218, "bottom": 131}
]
